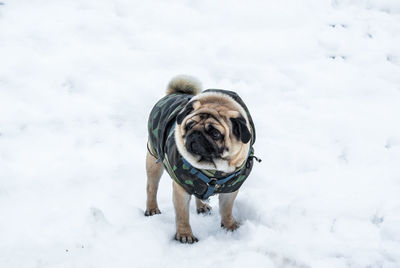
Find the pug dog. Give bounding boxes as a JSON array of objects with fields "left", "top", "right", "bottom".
[{"left": 145, "top": 75, "right": 257, "bottom": 243}]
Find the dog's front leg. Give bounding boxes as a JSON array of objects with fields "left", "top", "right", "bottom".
[
  {"left": 219, "top": 190, "right": 239, "bottom": 231},
  {"left": 173, "top": 181, "right": 198, "bottom": 243}
]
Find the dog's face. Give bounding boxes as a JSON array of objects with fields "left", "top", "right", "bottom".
[{"left": 174, "top": 92, "right": 252, "bottom": 173}]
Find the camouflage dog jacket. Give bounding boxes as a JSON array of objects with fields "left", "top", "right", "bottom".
[{"left": 147, "top": 89, "right": 256, "bottom": 200}]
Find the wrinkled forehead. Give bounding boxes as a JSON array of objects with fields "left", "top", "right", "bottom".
[
  {"left": 190, "top": 102, "right": 241, "bottom": 121},
  {"left": 185, "top": 110, "right": 230, "bottom": 134},
  {"left": 190, "top": 92, "right": 249, "bottom": 120},
  {"left": 186, "top": 113, "right": 225, "bottom": 132}
]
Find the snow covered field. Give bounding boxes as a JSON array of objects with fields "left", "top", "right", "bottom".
[{"left": 1, "top": 0, "right": 400, "bottom": 267}]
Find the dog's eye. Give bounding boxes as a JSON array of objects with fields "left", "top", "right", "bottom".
[
  {"left": 208, "top": 127, "right": 222, "bottom": 140},
  {"left": 185, "top": 121, "right": 195, "bottom": 132}
]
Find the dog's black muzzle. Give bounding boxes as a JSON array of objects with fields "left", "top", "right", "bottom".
[{"left": 186, "top": 131, "right": 218, "bottom": 159}]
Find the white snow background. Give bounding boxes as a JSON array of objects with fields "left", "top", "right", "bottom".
[{"left": 1, "top": 0, "right": 400, "bottom": 267}]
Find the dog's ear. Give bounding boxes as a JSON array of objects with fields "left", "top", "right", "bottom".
[
  {"left": 177, "top": 102, "right": 194, "bottom": 124},
  {"left": 230, "top": 116, "right": 251, "bottom": 143}
]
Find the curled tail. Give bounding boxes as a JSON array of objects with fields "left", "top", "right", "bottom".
[{"left": 166, "top": 75, "right": 202, "bottom": 95}]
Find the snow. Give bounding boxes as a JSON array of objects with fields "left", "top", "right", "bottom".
[{"left": 1, "top": 0, "right": 400, "bottom": 267}]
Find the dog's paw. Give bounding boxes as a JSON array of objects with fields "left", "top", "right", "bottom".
[
  {"left": 221, "top": 221, "right": 240, "bottom": 231},
  {"left": 144, "top": 208, "right": 161, "bottom": 216},
  {"left": 197, "top": 203, "right": 212, "bottom": 215},
  {"left": 175, "top": 233, "right": 199, "bottom": 244}
]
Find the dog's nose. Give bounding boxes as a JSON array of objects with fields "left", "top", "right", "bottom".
[
  {"left": 190, "top": 141, "right": 202, "bottom": 154},
  {"left": 186, "top": 131, "right": 215, "bottom": 157}
]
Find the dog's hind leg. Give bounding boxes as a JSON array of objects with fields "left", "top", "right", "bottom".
[
  {"left": 195, "top": 198, "right": 212, "bottom": 214},
  {"left": 145, "top": 150, "right": 163, "bottom": 216}
]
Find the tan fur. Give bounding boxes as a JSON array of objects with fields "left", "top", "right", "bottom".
[
  {"left": 195, "top": 198, "right": 212, "bottom": 214},
  {"left": 173, "top": 181, "right": 197, "bottom": 243},
  {"left": 166, "top": 75, "right": 201, "bottom": 95},
  {"left": 144, "top": 151, "right": 163, "bottom": 216},
  {"left": 219, "top": 190, "right": 239, "bottom": 231},
  {"left": 175, "top": 93, "right": 251, "bottom": 172}
]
